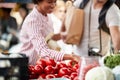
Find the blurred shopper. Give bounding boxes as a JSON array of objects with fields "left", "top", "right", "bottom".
[
  {"left": 69, "top": 0, "right": 120, "bottom": 56},
  {"left": 65, "top": 0, "right": 74, "bottom": 9},
  {"left": 0, "top": 7, "right": 19, "bottom": 49},
  {"left": 50, "top": 0, "right": 73, "bottom": 54},
  {"left": 19, "top": 0, "right": 80, "bottom": 65},
  {"left": 9, "top": 4, "right": 29, "bottom": 54},
  {"left": 18, "top": 4, "right": 29, "bottom": 29}
]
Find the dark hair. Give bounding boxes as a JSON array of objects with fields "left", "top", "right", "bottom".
[
  {"left": 32, "top": 0, "right": 43, "bottom": 4},
  {"left": 1, "top": 8, "right": 12, "bottom": 13},
  {"left": 115, "top": 0, "right": 120, "bottom": 9},
  {"left": 20, "top": 4, "right": 29, "bottom": 15}
]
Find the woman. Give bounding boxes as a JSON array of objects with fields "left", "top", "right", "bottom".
[
  {"left": 50, "top": 0, "right": 73, "bottom": 54},
  {"left": 19, "top": 0, "right": 80, "bottom": 65}
]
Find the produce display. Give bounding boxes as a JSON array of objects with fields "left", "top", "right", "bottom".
[
  {"left": 28, "top": 58, "right": 79, "bottom": 80},
  {"left": 79, "top": 57, "right": 100, "bottom": 80},
  {"left": 112, "top": 66, "right": 120, "bottom": 80},
  {"left": 104, "top": 54, "right": 120, "bottom": 69},
  {"left": 85, "top": 66, "right": 114, "bottom": 80},
  {"left": 1, "top": 52, "right": 120, "bottom": 80}
]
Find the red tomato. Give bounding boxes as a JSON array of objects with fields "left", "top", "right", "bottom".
[
  {"left": 28, "top": 65, "right": 34, "bottom": 69},
  {"left": 62, "top": 75, "right": 70, "bottom": 79},
  {"left": 67, "top": 60, "right": 78, "bottom": 67},
  {"left": 28, "top": 65, "right": 35, "bottom": 74},
  {"left": 29, "top": 74, "right": 38, "bottom": 79},
  {"left": 70, "top": 72, "right": 78, "bottom": 79},
  {"left": 67, "top": 67, "right": 73, "bottom": 74},
  {"left": 73, "top": 64, "right": 79, "bottom": 72},
  {"left": 58, "top": 67, "right": 71, "bottom": 77},
  {"left": 34, "top": 64, "right": 43, "bottom": 74},
  {"left": 38, "top": 74, "right": 46, "bottom": 79},
  {"left": 46, "top": 74, "right": 56, "bottom": 79},
  {"left": 54, "top": 66, "right": 59, "bottom": 74},
  {"left": 45, "top": 58, "right": 56, "bottom": 67},
  {"left": 36, "top": 58, "right": 46, "bottom": 68},
  {"left": 44, "top": 65, "right": 55, "bottom": 74},
  {"left": 56, "top": 62, "right": 67, "bottom": 69},
  {"left": 54, "top": 74, "right": 59, "bottom": 78},
  {"left": 73, "top": 76, "right": 79, "bottom": 80}
]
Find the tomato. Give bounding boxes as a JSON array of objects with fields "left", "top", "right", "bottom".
[
  {"left": 67, "top": 60, "right": 78, "bottom": 67},
  {"left": 54, "top": 66, "right": 59, "bottom": 74},
  {"left": 46, "top": 74, "right": 56, "bottom": 79},
  {"left": 73, "top": 76, "right": 79, "bottom": 80},
  {"left": 73, "top": 64, "right": 79, "bottom": 72},
  {"left": 45, "top": 58, "right": 56, "bottom": 67},
  {"left": 62, "top": 75, "right": 70, "bottom": 79},
  {"left": 29, "top": 68, "right": 39, "bottom": 79},
  {"left": 58, "top": 67, "right": 71, "bottom": 77},
  {"left": 44, "top": 65, "right": 55, "bottom": 74},
  {"left": 55, "top": 62, "right": 67, "bottom": 73},
  {"left": 56, "top": 62, "right": 67, "bottom": 69},
  {"left": 38, "top": 74, "right": 46, "bottom": 79},
  {"left": 36, "top": 58, "right": 46, "bottom": 68},
  {"left": 28, "top": 65, "right": 35, "bottom": 74},
  {"left": 70, "top": 72, "right": 78, "bottom": 79},
  {"left": 34, "top": 64, "right": 43, "bottom": 74},
  {"left": 54, "top": 74, "right": 59, "bottom": 78},
  {"left": 29, "top": 74, "right": 38, "bottom": 79}
]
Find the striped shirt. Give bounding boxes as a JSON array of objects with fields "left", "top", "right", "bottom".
[{"left": 19, "top": 6, "right": 64, "bottom": 65}]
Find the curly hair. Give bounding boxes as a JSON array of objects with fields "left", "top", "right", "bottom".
[{"left": 32, "top": 0, "right": 44, "bottom": 4}]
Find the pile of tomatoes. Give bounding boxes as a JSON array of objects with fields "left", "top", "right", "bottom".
[{"left": 28, "top": 58, "right": 80, "bottom": 80}]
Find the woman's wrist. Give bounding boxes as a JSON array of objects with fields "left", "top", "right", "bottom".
[{"left": 63, "top": 54, "right": 73, "bottom": 60}]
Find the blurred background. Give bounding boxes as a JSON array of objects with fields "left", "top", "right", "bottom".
[{"left": 0, "top": 0, "right": 34, "bottom": 53}]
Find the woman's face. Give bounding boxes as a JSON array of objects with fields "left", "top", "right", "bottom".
[
  {"left": 54, "top": 6, "right": 66, "bottom": 21},
  {"left": 19, "top": 8, "right": 27, "bottom": 19},
  {"left": 38, "top": 0, "right": 56, "bottom": 15}
]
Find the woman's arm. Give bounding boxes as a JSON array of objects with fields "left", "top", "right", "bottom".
[{"left": 110, "top": 26, "right": 120, "bottom": 52}]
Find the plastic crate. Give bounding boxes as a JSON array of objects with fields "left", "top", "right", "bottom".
[{"left": 0, "top": 57, "right": 29, "bottom": 80}]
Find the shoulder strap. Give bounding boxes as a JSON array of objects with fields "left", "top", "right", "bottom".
[
  {"left": 79, "top": 0, "right": 89, "bottom": 9},
  {"left": 98, "top": 0, "right": 115, "bottom": 35}
]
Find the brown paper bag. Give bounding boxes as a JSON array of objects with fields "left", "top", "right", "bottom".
[{"left": 63, "top": 5, "right": 84, "bottom": 45}]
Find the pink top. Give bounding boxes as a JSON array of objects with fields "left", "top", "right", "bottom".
[{"left": 19, "top": 6, "right": 64, "bottom": 65}]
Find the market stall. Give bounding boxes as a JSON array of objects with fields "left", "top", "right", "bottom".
[{"left": 0, "top": 0, "right": 120, "bottom": 80}]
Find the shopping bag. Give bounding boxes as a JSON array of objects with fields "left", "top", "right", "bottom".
[{"left": 62, "top": 5, "right": 84, "bottom": 45}]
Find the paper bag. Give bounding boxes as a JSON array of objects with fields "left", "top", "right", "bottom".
[{"left": 63, "top": 6, "right": 84, "bottom": 45}]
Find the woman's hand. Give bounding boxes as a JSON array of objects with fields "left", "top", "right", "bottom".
[
  {"left": 63, "top": 54, "right": 80, "bottom": 63},
  {"left": 52, "top": 33, "right": 61, "bottom": 41}
]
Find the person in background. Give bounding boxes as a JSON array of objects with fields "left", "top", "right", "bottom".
[
  {"left": 8, "top": 4, "right": 29, "bottom": 53},
  {"left": 70, "top": 0, "right": 120, "bottom": 56},
  {"left": 0, "top": 7, "right": 19, "bottom": 49},
  {"left": 50, "top": 0, "right": 73, "bottom": 54},
  {"left": 18, "top": 4, "right": 29, "bottom": 29},
  {"left": 65, "top": 0, "right": 74, "bottom": 9},
  {"left": 19, "top": 0, "right": 80, "bottom": 65}
]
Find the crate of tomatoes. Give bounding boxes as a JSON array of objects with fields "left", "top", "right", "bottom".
[{"left": 28, "top": 58, "right": 80, "bottom": 80}]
